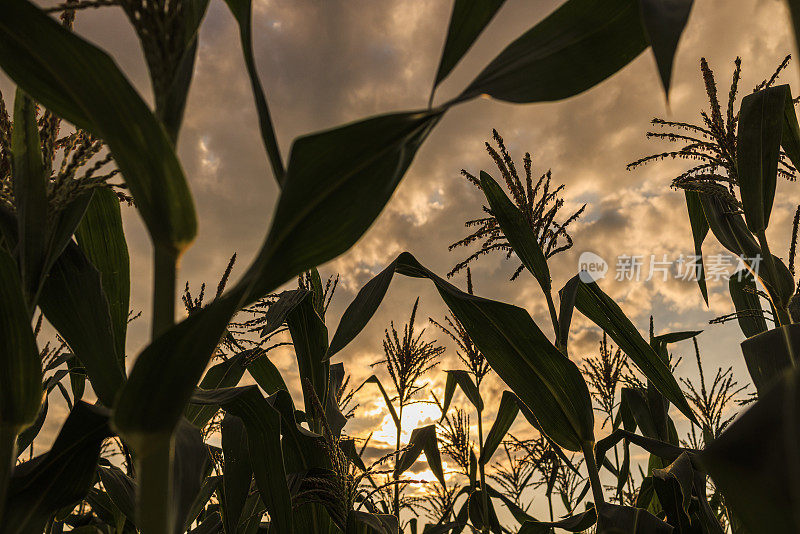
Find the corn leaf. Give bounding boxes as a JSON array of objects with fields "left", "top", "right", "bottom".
[
  {"left": 0, "top": 0, "right": 197, "bottom": 253},
  {"left": 395, "top": 425, "right": 445, "bottom": 486},
  {"left": 97, "top": 466, "right": 136, "bottom": 527},
  {"left": 246, "top": 352, "right": 289, "bottom": 395},
  {"left": 684, "top": 191, "right": 709, "bottom": 304},
  {"left": 638, "top": 0, "right": 694, "bottom": 96},
  {"left": 597, "top": 502, "right": 674, "bottom": 533},
  {"left": 441, "top": 370, "right": 483, "bottom": 414},
  {"left": 2, "top": 402, "right": 111, "bottom": 534},
  {"left": 185, "top": 351, "right": 248, "bottom": 428},
  {"left": 740, "top": 324, "right": 798, "bottom": 396},
  {"left": 190, "top": 386, "right": 294, "bottom": 534},
  {"left": 518, "top": 508, "right": 596, "bottom": 533},
  {"left": 329, "top": 252, "right": 594, "bottom": 451},
  {"left": 224, "top": 0, "right": 285, "bottom": 184},
  {"left": 456, "top": 0, "right": 649, "bottom": 104},
  {"left": 75, "top": 188, "right": 131, "bottom": 363},
  {"left": 10, "top": 88, "right": 47, "bottom": 305},
  {"left": 728, "top": 268, "right": 768, "bottom": 338},
  {"left": 479, "top": 171, "right": 551, "bottom": 292},
  {"left": 571, "top": 275, "right": 697, "bottom": 424},
  {"left": 432, "top": 0, "right": 505, "bottom": 90},
  {"left": 478, "top": 391, "right": 518, "bottom": 465},
  {"left": 357, "top": 375, "right": 400, "bottom": 429},
  {"left": 221, "top": 414, "right": 252, "bottom": 534},
  {"left": 39, "top": 242, "right": 125, "bottom": 407},
  {"left": 700, "top": 368, "right": 800, "bottom": 532},
  {"left": 737, "top": 85, "right": 795, "bottom": 232}
]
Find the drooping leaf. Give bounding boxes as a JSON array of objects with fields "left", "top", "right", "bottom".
[
  {"left": 518, "top": 507, "right": 596, "bottom": 533},
  {"left": 75, "top": 187, "right": 131, "bottom": 363},
  {"left": 184, "top": 351, "right": 247, "bottom": 428},
  {"left": 432, "top": 0, "right": 506, "bottom": 91},
  {"left": 39, "top": 242, "right": 125, "bottom": 407},
  {"left": 2, "top": 402, "right": 111, "bottom": 534},
  {"left": 441, "top": 370, "right": 483, "bottom": 414},
  {"left": 597, "top": 502, "right": 674, "bottom": 533},
  {"left": 456, "top": 0, "right": 649, "bottom": 104},
  {"left": 189, "top": 386, "right": 294, "bottom": 534},
  {"left": 221, "top": 414, "right": 252, "bottom": 534},
  {"left": 395, "top": 425, "right": 445, "bottom": 487},
  {"left": 701, "top": 368, "right": 800, "bottom": 533},
  {"left": 246, "top": 352, "right": 289, "bottom": 395},
  {"left": 328, "top": 252, "right": 594, "bottom": 451},
  {"left": 684, "top": 191, "right": 709, "bottom": 304},
  {"left": 652, "top": 452, "right": 694, "bottom": 532},
  {"left": 638, "top": 0, "right": 694, "bottom": 95},
  {"left": 740, "top": 324, "right": 798, "bottom": 395},
  {"left": 0, "top": 0, "right": 197, "bottom": 253},
  {"left": 10, "top": 88, "right": 47, "bottom": 304},
  {"left": 97, "top": 466, "right": 136, "bottom": 527},
  {"left": 357, "top": 375, "right": 400, "bottom": 429},
  {"left": 571, "top": 275, "right": 697, "bottom": 424},
  {"left": 478, "top": 391, "right": 519, "bottom": 465},
  {"left": 479, "top": 171, "right": 551, "bottom": 292},
  {"left": 557, "top": 275, "right": 581, "bottom": 352},
  {"left": 223, "top": 0, "right": 285, "bottom": 184},
  {"left": 466, "top": 489, "right": 501, "bottom": 532},
  {"left": 172, "top": 420, "right": 211, "bottom": 534}
]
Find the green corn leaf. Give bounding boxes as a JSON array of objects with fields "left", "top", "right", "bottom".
[
  {"left": 395, "top": 424, "right": 445, "bottom": 486},
  {"left": 441, "top": 370, "right": 483, "bottom": 414},
  {"left": 740, "top": 324, "right": 799, "bottom": 396},
  {"left": 479, "top": 171, "right": 551, "bottom": 292},
  {"left": 240, "top": 109, "right": 441, "bottom": 302},
  {"left": 478, "top": 391, "right": 518, "bottom": 465},
  {"left": 456, "top": 0, "right": 649, "bottom": 104},
  {"left": 10, "top": 88, "right": 47, "bottom": 305},
  {"left": 728, "top": 268, "right": 768, "bottom": 338},
  {"left": 684, "top": 191, "right": 709, "bottom": 304},
  {"left": 737, "top": 85, "right": 796, "bottom": 232},
  {"left": 432, "top": 0, "right": 506, "bottom": 91},
  {"left": 224, "top": 0, "right": 285, "bottom": 184},
  {"left": 571, "top": 275, "right": 697, "bottom": 425},
  {"left": 2, "top": 402, "right": 111, "bottom": 534},
  {"left": 698, "top": 193, "right": 760, "bottom": 258},
  {"left": 0, "top": 0, "right": 197, "bottom": 253},
  {"left": 345, "top": 511, "right": 399, "bottom": 534},
  {"left": 466, "top": 489, "right": 501, "bottom": 532},
  {"left": 700, "top": 367, "right": 800, "bottom": 532},
  {"left": 597, "top": 502, "right": 674, "bottom": 533},
  {"left": 75, "top": 187, "right": 131, "bottom": 363},
  {"left": 172, "top": 420, "right": 211, "bottom": 534},
  {"left": 221, "top": 414, "right": 252, "bottom": 534},
  {"left": 182, "top": 476, "right": 221, "bottom": 533},
  {"left": 638, "top": 0, "right": 694, "bottom": 96},
  {"left": 267, "top": 389, "right": 328, "bottom": 475},
  {"left": 652, "top": 330, "right": 703, "bottom": 345},
  {"left": 557, "top": 275, "right": 581, "bottom": 352},
  {"left": 0, "top": 246, "right": 42, "bottom": 432},
  {"left": 652, "top": 452, "right": 694, "bottom": 532},
  {"left": 246, "top": 351, "right": 289, "bottom": 395},
  {"left": 328, "top": 252, "right": 594, "bottom": 451},
  {"left": 97, "top": 466, "right": 136, "bottom": 527},
  {"left": 357, "top": 375, "right": 400, "bottom": 429},
  {"left": 190, "top": 386, "right": 294, "bottom": 534},
  {"left": 185, "top": 351, "right": 248, "bottom": 428},
  {"left": 39, "top": 242, "right": 125, "bottom": 407},
  {"left": 326, "top": 363, "right": 348, "bottom": 439},
  {"left": 518, "top": 507, "right": 596, "bottom": 533}
]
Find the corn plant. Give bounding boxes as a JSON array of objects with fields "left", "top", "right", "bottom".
[{"left": 0, "top": 0, "right": 704, "bottom": 532}]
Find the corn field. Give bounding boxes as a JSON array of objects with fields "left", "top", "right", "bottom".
[{"left": 1, "top": 0, "right": 800, "bottom": 533}]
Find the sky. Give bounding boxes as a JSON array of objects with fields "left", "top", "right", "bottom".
[{"left": 4, "top": 0, "right": 800, "bottom": 525}]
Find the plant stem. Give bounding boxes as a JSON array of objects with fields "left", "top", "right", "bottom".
[
  {"left": 477, "top": 406, "right": 489, "bottom": 533},
  {"left": 152, "top": 247, "right": 177, "bottom": 338},
  {"left": 581, "top": 441, "right": 605, "bottom": 508},
  {"left": 0, "top": 425, "right": 19, "bottom": 523},
  {"left": 135, "top": 434, "right": 174, "bottom": 534},
  {"left": 394, "top": 404, "right": 403, "bottom": 520}
]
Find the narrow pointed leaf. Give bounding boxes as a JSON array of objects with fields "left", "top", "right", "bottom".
[
  {"left": 638, "top": 0, "right": 694, "bottom": 95},
  {"left": 478, "top": 391, "right": 518, "bottom": 465},
  {"left": 571, "top": 275, "right": 697, "bottom": 424},
  {"left": 457, "top": 0, "right": 649, "bottom": 104},
  {"left": 0, "top": 0, "right": 197, "bottom": 252},
  {"left": 75, "top": 187, "right": 131, "bottom": 363},
  {"left": 441, "top": 370, "right": 483, "bottom": 415},
  {"left": 221, "top": 414, "right": 251, "bottom": 534},
  {"left": 728, "top": 268, "right": 767, "bottom": 338},
  {"left": 479, "top": 171, "right": 550, "bottom": 292},
  {"left": 518, "top": 507, "right": 596, "bottom": 533},
  {"left": 395, "top": 425, "right": 445, "bottom": 486},
  {"left": 684, "top": 191, "right": 709, "bottom": 304},
  {"left": 433, "top": 0, "right": 506, "bottom": 89},
  {"left": 185, "top": 351, "right": 247, "bottom": 428}
]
